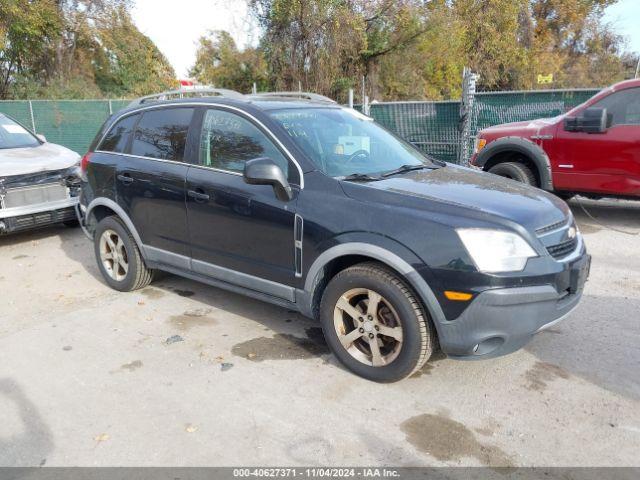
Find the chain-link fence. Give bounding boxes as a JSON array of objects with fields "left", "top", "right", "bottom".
[
  {"left": 366, "top": 87, "right": 600, "bottom": 164},
  {"left": 0, "top": 99, "right": 130, "bottom": 155},
  {"left": 1, "top": 88, "right": 601, "bottom": 161}
]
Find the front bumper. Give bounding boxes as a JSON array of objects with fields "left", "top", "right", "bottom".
[
  {"left": 0, "top": 198, "right": 79, "bottom": 234},
  {"left": 437, "top": 252, "right": 591, "bottom": 359}
]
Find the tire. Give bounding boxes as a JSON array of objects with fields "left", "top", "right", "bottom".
[
  {"left": 319, "top": 262, "right": 435, "bottom": 382},
  {"left": 93, "top": 216, "right": 153, "bottom": 292},
  {"left": 488, "top": 161, "right": 536, "bottom": 186}
]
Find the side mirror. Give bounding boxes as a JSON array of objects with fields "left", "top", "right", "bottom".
[
  {"left": 36, "top": 134, "right": 47, "bottom": 142},
  {"left": 243, "top": 157, "right": 293, "bottom": 202},
  {"left": 564, "top": 107, "right": 609, "bottom": 134}
]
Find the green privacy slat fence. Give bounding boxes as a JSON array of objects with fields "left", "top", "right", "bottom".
[
  {"left": 0, "top": 99, "right": 132, "bottom": 155},
  {"left": 369, "top": 100, "right": 462, "bottom": 163},
  {"left": 471, "top": 89, "right": 599, "bottom": 133},
  {"left": 1, "top": 89, "right": 601, "bottom": 160}
]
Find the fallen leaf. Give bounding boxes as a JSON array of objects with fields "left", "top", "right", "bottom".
[
  {"left": 185, "top": 424, "right": 198, "bottom": 433},
  {"left": 94, "top": 433, "right": 110, "bottom": 443}
]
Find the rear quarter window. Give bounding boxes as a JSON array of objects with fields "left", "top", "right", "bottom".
[
  {"left": 98, "top": 113, "right": 140, "bottom": 153},
  {"left": 130, "top": 108, "right": 194, "bottom": 161}
]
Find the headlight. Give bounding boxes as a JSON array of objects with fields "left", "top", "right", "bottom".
[{"left": 456, "top": 229, "right": 537, "bottom": 273}]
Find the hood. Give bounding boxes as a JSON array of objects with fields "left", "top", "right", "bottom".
[
  {"left": 0, "top": 142, "right": 80, "bottom": 177},
  {"left": 340, "top": 165, "right": 570, "bottom": 232},
  {"left": 482, "top": 117, "right": 558, "bottom": 135}
]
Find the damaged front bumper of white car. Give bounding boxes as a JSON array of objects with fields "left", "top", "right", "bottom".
[{"left": 0, "top": 166, "right": 81, "bottom": 234}]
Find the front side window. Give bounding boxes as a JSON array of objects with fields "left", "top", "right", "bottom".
[
  {"left": 268, "top": 107, "right": 438, "bottom": 177},
  {"left": 131, "top": 108, "right": 194, "bottom": 161},
  {"left": 199, "top": 109, "right": 291, "bottom": 180},
  {"left": 592, "top": 87, "right": 640, "bottom": 126},
  {"left": 0, "top": 114, "right": 40, "bottom": 150},
  {"left": 99, "top": 113, "right": 140, "bottom": 153}
]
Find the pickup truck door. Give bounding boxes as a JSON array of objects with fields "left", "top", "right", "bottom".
[{"left": 551, "top": 87, "right": 640, "bottom": 196}]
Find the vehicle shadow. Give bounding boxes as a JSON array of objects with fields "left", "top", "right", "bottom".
[
  {"left": 0, "top": 378, "right": 54, "bottom": 466},
  {"left": 526, "top": 294, "right": 640, "bottom": 401}
]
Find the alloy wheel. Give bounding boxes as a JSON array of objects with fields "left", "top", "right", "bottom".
[
  {"left": 99, "top": 229, "right": 129, "bottom": 282},
  {"left": 333, "top": 288, "right": 404, "bottom": 367}
]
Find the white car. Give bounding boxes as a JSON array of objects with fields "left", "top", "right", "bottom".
[{"left": 0, "top": 112, "right": 81, "bottom": 235}]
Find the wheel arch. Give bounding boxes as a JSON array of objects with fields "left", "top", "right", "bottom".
[
  {"left": 86, "top": 198, "right": 147, "bottom": 260},
  {"left": 299, "top": 242, "right": 447, "bottom": 339},
  {"left": 475, "top": 136, "right": 553, "bottom": 190}
]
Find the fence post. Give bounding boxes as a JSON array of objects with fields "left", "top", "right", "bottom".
[
  {"left": 458, "top": 67, "right": 478, "bottom": 165},
  {"left": 108, "top": 99, "right": 113, "bottom": 115},
  {"left": 348, "top": 89, "right": 354, "bottom": 109},
  {"left": 28, "top": 100, "right": 36, "bottom": 133}
]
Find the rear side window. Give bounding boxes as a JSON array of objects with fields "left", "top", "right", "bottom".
[
  {"left": 98, "top": 113, "right": 139, "bottom": 153},
  {"left": 592, "top": 87, "right": 640, "bottom": 126},
  {"left": 131, "top": 108, "right": 194, "bottom": 161},
  {"left": 199, "top": 109, "right": 292, "bottom": 180}
]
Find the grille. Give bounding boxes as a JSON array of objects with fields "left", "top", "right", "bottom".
[
  {"left": 2, "top": 183, "right": 68, "bottom": 209},
  {"left": 535, "top": 219, "right": 567, "bottom": 235},
  {"left": 547, "top": 237, "right": 578, "bottom": 259}
]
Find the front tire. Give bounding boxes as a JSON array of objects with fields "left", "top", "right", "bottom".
[
  {"left": 489, "top": 161, "right": 536, "bottom": 186},
  {"left": 319, "top": 262, "right": 434, "bottom": 382},
  {"left": 93, "top": 216, "right": 153, "bottom": 292}
]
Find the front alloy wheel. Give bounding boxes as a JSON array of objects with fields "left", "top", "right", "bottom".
[
  {"left": 320, "top": 262, "right": 434, "bottom": 382},
  {"left": 334, "top": 288, "right": 404, "bottom": 367}
]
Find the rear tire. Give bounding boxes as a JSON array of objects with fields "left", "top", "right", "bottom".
[
  {"left": 489, "top": 161, "right": 536, "bottom": 186},
  {"left": 319, "top": 262, "right": 434, "bottom": 382},
  {"left": 94, "top": 216, "right": 154, "bottom": 292}
]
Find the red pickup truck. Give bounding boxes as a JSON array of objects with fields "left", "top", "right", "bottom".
[{"left": 470, "top": 79, "right": 640, "bottom": 199}]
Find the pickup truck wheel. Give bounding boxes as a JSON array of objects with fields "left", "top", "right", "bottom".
[
  {"left": 94, "top": 216, "right": 154, "bottom": 292},
  {"left": 489, "top": 161, "right": 536, "bottom": 186},
  {"left": 319, "top": 262, "right": 434, "bottom": 382}
]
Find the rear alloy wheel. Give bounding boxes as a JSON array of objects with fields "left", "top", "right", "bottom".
[
  {"left": 99, "top": 229, "right": 129, "bottom": 282},
  {"left": 93, "top": 216, "right": 154, "bottom": 292},
  {"left": 488, "top": 161, "right": 536, "bottom": 186},
  {"left": 320, "top": 262, "right": 434, "bottom": 382}
]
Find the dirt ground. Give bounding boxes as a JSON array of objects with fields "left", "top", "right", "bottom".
[{"left": 0, "top": 198, "right": 639, "bottom": 467}]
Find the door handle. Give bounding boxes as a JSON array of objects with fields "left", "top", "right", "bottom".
[
  {"left": 187, "top": 189, "right": 210, "bottom": 202},
  {"left": 117, "top": 173, "right": 134, "bottom": 185}
]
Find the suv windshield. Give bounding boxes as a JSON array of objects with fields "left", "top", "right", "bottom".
[
  {"left": 0, "top": 114, "right": 40, "bottom": 150},
  {"left": 269, "top": 107, "right": 440, "bottom": 178}
]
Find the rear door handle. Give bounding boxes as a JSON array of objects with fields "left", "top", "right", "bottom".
[
  {"left": 117, "top": 174, "right": 134, "bottom": 185},
  {"left": 187, "top": 189, "right": 210, "bottom": 203}
]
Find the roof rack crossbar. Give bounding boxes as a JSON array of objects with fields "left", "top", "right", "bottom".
[
  {"left": 127, "top": 88, "right": 245, "bottom": 108},
  {"left": 249, "top": 91, "right": 336, "bottom": 103}
]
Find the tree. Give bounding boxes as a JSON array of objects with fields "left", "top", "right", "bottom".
[
  {"left": 0, "top": 0, "right": 176, "bottom": 99},
  {"left": 189, "top": 30, "right": 267, "bottom": 93}
]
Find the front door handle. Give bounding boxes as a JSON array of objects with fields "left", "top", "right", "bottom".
[
  {"left": 187, "top": 189, "right": 210, "bottom": 203},
  {"left": 117, "top": 173, "right": 134, "bottom": 185}
]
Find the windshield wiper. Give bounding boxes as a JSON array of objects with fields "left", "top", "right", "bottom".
[
  {"left": 341, "top": 173, "right": 382, "bottom": 182},
  {"left": 381, "top": 164, "right": 434, "bottom": 178}
]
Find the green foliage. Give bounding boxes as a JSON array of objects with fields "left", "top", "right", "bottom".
[
  {"left": 0, "top": 0, "right": 176, "bottom": 99},
  {"left": 189, "top": 30, "right": 268, "bottom": 93}
]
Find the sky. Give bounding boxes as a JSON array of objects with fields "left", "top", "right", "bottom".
[
  {"left": 131, "top": 0, "right": 640, "bottom": 80},
  {"left": 131, "top": 0, "right": 258, "bottom": 78}
]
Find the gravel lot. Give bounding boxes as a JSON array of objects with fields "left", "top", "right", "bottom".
[{"left": 1, "top": 198, "right": 639, "bottom": 467}]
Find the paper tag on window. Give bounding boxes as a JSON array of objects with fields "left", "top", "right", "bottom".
[{"left": 2, "top": 124, "right": 28, "bottom": 134}]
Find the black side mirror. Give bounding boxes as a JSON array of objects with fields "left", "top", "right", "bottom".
[
  {"left": 243, "top": 157, "right": 293, "bottom": 201},
  {"left": 564, "top": 107, "right": 608, "bottom": 134}
]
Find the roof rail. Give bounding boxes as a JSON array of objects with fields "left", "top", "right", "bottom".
[
  {"left": 249, "top": 91, "right": 336, "bottom": 103},
  {"left": 127, "top": 87, "right": 245, "bottom": 108}
]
